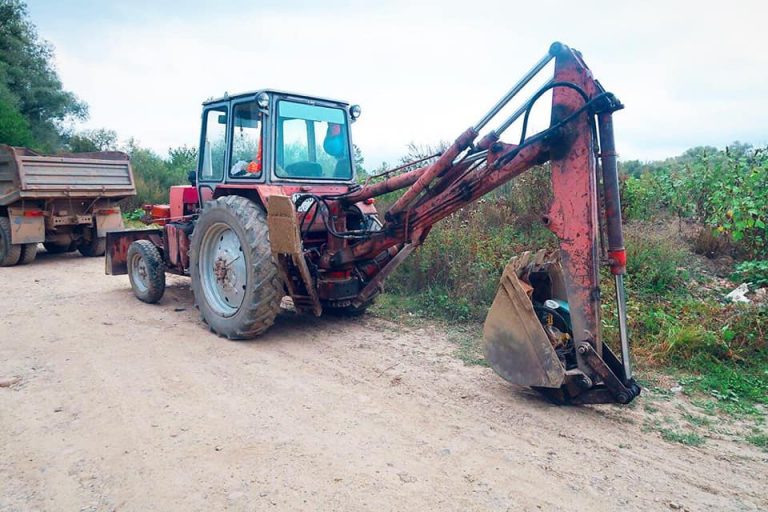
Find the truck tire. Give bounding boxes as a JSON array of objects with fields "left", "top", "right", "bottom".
[
  {"left": 127, "top": 240, "right": 166, "bottom": 304},
  {"left": 78, "top": 232, "right": 106, "bottom": 257},
  {"left": 18, "top": 243, "right": 38, "bottom": 265},
  {"left": 0, "top": 217, "right": 22, "bottom": 267},
  {"left": 44, "top": 241, "right": 76, "bottom": 254},
  {"left": 190, "top": 195, "right": 283, "bottom": 339}
]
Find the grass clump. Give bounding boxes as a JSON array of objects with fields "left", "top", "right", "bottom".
[
  {"left": 659, "top": 428, "right": 705, "bottom": 446},
  {"left": 745, "top": 432, "right": 768, "bottom": 449}
]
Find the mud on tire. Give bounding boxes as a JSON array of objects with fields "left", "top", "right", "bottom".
[
  {"left": 190, "top": 195, "right": 283, "bottom": 339},
  {"left": 0, "top": 217, "right": 22, "bottom": 266}
]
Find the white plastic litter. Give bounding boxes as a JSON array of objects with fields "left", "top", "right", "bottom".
[{"left": 725, "top": 283, "right": 751, "bottom": 303}]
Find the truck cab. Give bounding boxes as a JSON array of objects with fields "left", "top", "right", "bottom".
[{"left": 195, "top": 90, "right": 361, "bottom": 203}]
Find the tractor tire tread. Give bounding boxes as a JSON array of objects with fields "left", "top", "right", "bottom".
[
  {"left": 127, "top": 240, "right": 166, "bottom": 304},
  {"left": 190, "top": 195, "right": 282, "bottom": 339}
]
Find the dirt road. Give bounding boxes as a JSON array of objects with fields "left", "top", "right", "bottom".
[{"left": 0, "top": 253, "right": 765, "bottom": 511}]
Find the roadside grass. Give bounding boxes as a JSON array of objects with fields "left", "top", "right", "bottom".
[
  {"left": 746, "top": 432, "right": 768, "bottom": 450},
  {"left": 659, "top": 428, "right": 705, "bottom": 447}
]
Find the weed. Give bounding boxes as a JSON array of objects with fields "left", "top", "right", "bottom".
[
  {"left": 449, "top": 328, "right": 488, "bottom": 367},
  {"left": 745, "top": 433, "right": 768, "bottom": 449},
  {"left": 659, "top": 428, "right": 705, "bottom": 446},
  {"left": 732, "top": 260, "right": 768, "bottom": 288},
  {"left": 682, "top": 412, "right": 712, "bottom": 428}
]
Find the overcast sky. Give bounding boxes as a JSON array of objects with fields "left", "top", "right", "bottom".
[{"left": 27, "top": 0, "right": 768, "bottom": 168}]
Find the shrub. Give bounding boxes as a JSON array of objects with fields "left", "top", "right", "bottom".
[
  {"left": 624, "top": 230, "right": 689, "bottom": 297},
  {"left": 732, "top": 260, "right": 768, "bottom": 288}
]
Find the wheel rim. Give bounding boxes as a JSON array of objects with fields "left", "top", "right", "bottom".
[
  {"left": 199, "top": 222, "right": 247, "bottom": 317},
  {"left": 130, "top": 251, "right": 149, "bottom": 294}
]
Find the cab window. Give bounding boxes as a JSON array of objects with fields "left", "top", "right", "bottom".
[
  {"left": 230, "top": 101, "right": 263, "bottom": 178},
  {"left": 200, "top": 106, "right": 227, "bottom": 181},
  {"left": 275, "top": 100, "right": 352, "bottom": 180}
]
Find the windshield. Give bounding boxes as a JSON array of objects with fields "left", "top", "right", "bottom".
[{"left": 275, "top": 100, "right": 352, "bottom": 180}]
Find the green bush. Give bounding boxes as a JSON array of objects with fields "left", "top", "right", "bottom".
[
  {"left": 624, "top": 231, "right": 689, "bottom": 297},
  {"left": 732, "top": 260, "right": 768, "bottom": 288}
]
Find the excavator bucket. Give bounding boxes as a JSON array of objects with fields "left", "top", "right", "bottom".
[{"left": 483, "top": 251, "right": 567, "bottom": 388}]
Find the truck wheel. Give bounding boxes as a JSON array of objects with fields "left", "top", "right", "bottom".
[
  {"left": 127, "top": 240, "right": 166, "bottom": 304},
  {"left": 78, "top": 232, "right": 106, "bottom": 257},
  {"left": 44, "top": 242, "right": 76, "bottom": 254},
  {"left": 190, "top": 195, "right": 283, "bottom": 339},
  {"left": 18, "top": 244, "right": 38, "bottom": 265},
  {"left": 0, "top": 217, "right": 22, "bottom": 267}
]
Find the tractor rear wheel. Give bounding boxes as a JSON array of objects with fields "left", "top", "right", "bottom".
[
  {"left": 127, "top": 240, "right": 166, "bottom": 303},
  {"left": 0, "top": 217, "right": 21, "bottom": 267},
  {"left": 190, "top": 195, "right": 283, "bottom": 339},
  {"left": 18, "top": 243, "right": 38, "bottom": 265}
]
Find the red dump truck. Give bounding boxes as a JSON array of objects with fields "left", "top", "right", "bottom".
[{"left": 0, "top": 145, "right": 136, "bottom": 266}]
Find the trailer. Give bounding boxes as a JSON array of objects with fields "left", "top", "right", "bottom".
[{"left": 0, "top": 145, "right": 136, "bottom": 266}]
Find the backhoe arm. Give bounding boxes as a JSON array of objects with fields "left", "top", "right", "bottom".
[{"left": 337, "top": 42, "right": 639, "bottom": 404}]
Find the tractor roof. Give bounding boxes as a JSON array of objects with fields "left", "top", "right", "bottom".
[{"left": 202, "top": 89, "right": 349, "bottom": 107}]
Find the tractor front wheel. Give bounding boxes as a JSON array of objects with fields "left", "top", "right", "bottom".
[
  {"left": 127, "top": 240, "right": 166, "bottom": 304},
  {"left": 190, "top": 196, "right": 283, "bottom": 339}
]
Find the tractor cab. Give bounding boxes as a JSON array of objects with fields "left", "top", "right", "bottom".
[{"left": 196, "top": 90, "right": 360, "bottom": 199}]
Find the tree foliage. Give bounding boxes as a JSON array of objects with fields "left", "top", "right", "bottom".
[
  {"left": 123, "top": 140, "right": 198, "bottom": 209},
  {"left": 66, "top": 128, "right": 118, "bottom": 152},
  {"left": 0, "top": 0, "right": 87, "bottom": 150}
]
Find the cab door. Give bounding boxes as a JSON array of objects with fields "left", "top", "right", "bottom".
[{"left": 197, "top": 102, "right": 229, "bottom": 203}]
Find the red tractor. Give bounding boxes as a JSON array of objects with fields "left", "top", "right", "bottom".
[{"left": 107, "top": 42, "right": 640, "bottom": 405}]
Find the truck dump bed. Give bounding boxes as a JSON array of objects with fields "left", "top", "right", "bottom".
[{"left": 0, "top": 145, "right": 136, "bottom": 206}]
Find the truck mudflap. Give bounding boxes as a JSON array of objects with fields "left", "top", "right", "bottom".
[
  {"left": 105, "top": 229, "right": 163, "bottom": 275},
  {"left": 95, "top": 207, "right": 125, "bottom": 237},
  {"left": 7, "top": 207, "right": 45, "bottom": 244}
]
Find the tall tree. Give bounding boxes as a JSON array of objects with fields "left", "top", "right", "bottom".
[{"left": 0, "top": 0, "right": 87, "bottom": 149}]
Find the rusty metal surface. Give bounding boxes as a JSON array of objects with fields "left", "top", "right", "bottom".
[
  {"left": 106, "top": 229, "right": 163, "bottom": 276},
  {"left": 544, "top": 47, "right": 603, "bottom": 366},
  {"left": 0, "top": 145, "right": 136, "bottom": 205},
  {"left": 483, "top": 253, "right": 565, "bottom": 388},
  {"left": 267, "top": 195, "right": 321, "bottom": 316}
]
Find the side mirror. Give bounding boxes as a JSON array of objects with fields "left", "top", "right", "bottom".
[{"left": 187, "top": 170, "right": 197, "bottom": 186}]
